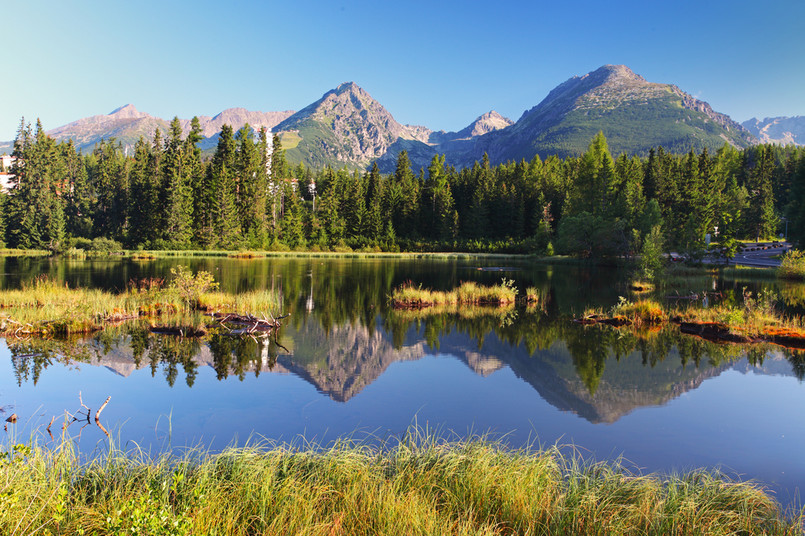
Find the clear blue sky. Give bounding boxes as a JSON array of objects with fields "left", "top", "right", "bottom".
[{"left": 4, "top": 0, "right": 804, "bottom": 139}]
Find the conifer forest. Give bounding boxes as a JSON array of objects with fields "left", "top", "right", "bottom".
[{"left": 3, "top": 117, "right": 804, "bottom": 257}]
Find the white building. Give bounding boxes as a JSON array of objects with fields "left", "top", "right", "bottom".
[{"left": 0, "top": 155, "right": 15, "bottom": 192}]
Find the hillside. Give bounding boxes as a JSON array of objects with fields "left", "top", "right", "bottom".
[{"left": 460, "top": 65, "right": 757, "bottom": 166}]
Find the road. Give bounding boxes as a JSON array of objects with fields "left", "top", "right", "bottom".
[{"left": 730, "top": 242, "right": 791, "bottom": 268}]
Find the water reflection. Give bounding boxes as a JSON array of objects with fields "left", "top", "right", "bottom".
[
  {"left": 7, "top": 311, "right": 804, "bottom": 425},
  {"left": 3, "top": 257, "right": 805, "bottom": 507}
]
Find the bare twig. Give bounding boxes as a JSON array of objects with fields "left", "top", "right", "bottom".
[{"left": 95, "top": 396, "right": 111, "bottom": 424}]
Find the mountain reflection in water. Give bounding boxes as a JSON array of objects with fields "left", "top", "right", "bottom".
[{"left": 8, "top": 312, "right": 804, "bottom": 425}]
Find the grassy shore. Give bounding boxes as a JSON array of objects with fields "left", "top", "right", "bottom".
[{"left": 1, "top": 436, "right": 800, "bottom": 536}]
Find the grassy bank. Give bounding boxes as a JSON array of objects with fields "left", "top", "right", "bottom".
[{"left": 1, "top": 437, "right": 800, "bottom": 536}]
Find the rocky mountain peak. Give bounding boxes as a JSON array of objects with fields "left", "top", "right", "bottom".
[
  {"left": 333, "top": 81, "right": 361, "bottom": 94},
  {"left": 108, "top": 104, "right": 147, "bottom": 120},
  {"left": 590, "top": 64, "right": 644, "bottom": 84},
  {"left": 453, "top": 111, "right": 514, "bottom": 139}
]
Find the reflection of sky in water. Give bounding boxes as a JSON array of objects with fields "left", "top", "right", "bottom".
[{"left": 1, "top": 335, "right": 803, "bottom": 508}]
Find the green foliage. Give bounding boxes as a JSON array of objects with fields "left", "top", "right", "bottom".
[
  {"left": 169, "top": 265, "right": 219, "bottom": 308},
  {"left": 779, "top": 249, "right": 805, "bottom": 280},
  {"left": 639, "top": 225, "right": 665, "bottom": 280}
]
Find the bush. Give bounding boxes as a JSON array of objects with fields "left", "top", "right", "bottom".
[
  {"left": 169, "top": 266, "right": 218, "bottom": 309},
  {"left": 90, "top": 237, "right": 122, "bottom": 253},
  {"left": 778, "top": 249, "right": 805, "bottom": 280}
]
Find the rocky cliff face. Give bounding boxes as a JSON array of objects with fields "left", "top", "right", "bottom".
[{"left": 742, "top": 116, "right": 805, "bottom": 146}]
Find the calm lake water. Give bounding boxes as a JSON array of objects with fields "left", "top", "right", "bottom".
[{"left": 1, "top": 256, "right": 804, "bottom": 508}]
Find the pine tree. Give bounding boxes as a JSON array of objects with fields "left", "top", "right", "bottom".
[
  {"left": 208, "top": 125, "right": 240, "bottom": 249},
  {"left": 161, "top": 117, "right": 194, "bottom": 248},
  {"left": 6, "top": 119, "right": 65, "bottom": 250},
  {"left": 61, "top": 139, "right": 93, "bottom": 239}
]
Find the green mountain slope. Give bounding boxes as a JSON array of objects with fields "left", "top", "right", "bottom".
[{"left": 465, "top": 65, "right": 756, "bottom": 166}]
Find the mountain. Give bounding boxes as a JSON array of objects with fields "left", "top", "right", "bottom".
[
  {"left": 373, "top": 111, "right": 513, "bottom": 172},
  {"left": 40, "top": 104, "right": 294, "bottom": 155},
  {"left": 457, "top": 64, "right": 756, "bottom": 166},
  {"left": 2, "top": 65, "right": 766, "bottom": 169},
  {"left": 741, "top": 116, "right": 805, "bottom": 146},
  {"left": 273, "top": 82, "right": 433, "bottom": 170},
  {"left": 47, "top": 104, "right": 170, "bottom": 154}
]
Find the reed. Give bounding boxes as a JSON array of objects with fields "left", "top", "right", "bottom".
[
  {"left": 0, "top": 434, "right": 799, "bottom": 536},
  {"left": 392, "top": 279, "right": 518, "bottom": 308},
  {"left": 0, "top": 273, "right": 281, "bottom": 336}
]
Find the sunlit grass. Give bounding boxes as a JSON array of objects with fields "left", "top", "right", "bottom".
[
  {"left": 0, "top": 433, "right": 800, "bottom": 536},
  {"left": 0, "top": 273, "right": 281, "bottom": 336},
  {"left": 392, "top": 280, "right": 518, "bottom": 307}
]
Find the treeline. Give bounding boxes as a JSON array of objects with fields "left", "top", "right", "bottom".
[{"left": 2, "top": 118, "right": 805, "bottom": 256}]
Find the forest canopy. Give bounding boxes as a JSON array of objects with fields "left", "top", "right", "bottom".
[{"left": 2, "top": 118, "right": 803, "bottom": 257}]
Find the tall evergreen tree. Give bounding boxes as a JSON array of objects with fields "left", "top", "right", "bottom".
[
  {"left": 207, "top": 124, "right": 240, "bottom": 249},
  {"left": 161, "top": 117, "right": 194, "bottom": 247}
]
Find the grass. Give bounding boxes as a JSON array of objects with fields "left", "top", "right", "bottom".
[
  {"left": 0, "top": 272, "right": 281, "bottom": 337},
  {"left": 0, "top": 434, "right": 800, "bottom": 536},
  {"left": 580, "top": 288, "right": 805, "bottom": 349},
  {"left": 391, "top": 279, "right": 518, "bottom": 308},
  {"left": 581, "top": 298, "right": 666, "bottom": 328},
  {"left": 0, "top": 248, "right": 49, "bottom": 257}
]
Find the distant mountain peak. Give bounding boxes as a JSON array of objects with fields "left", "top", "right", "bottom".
[
  {"left": 742, "top": 116, "right": 805, "bottom": 146},
  {"left": 334, "top": 81, "right": 361, "bottom": 93},
  {"left": 590, "top": 64, "right": 644, "bottom": 82},
  {"left": 108, "top": 104, "right": 146, "bottom": 119},
  {"left": 455, "top": 111, "right": 513, "bottom": 139}
]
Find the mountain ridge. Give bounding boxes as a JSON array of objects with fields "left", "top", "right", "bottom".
[
  {"left": 741, "top": 116, "right": 805, "bottom": 146},
  {"left": 3, "top": 65, "right": 782, "bottom": 169}
]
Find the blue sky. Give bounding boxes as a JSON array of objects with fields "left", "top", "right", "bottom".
[{"left": 4, "top": 0, "right": 804, "bottom": 139}]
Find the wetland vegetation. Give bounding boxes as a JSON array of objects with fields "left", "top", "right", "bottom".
[{"left": 1, "top": 433, "right": 802, "bottom": 536}]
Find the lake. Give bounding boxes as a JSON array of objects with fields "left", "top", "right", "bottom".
[{"left": 1, "top": 255, "right": 803, "bottom": 508}]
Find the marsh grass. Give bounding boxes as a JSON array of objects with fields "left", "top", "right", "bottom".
[
  {"left": 582, "top": 298, "right": 666, "bottom": 328},
  {"left": 0, "top": 434, "right": 800, "bottom": 536},
  {"left": 0, "top": 272, "right": 281, "bottom": 336},
  {"left": 392, "top": 279, "right": 518, "bottom": 308}
]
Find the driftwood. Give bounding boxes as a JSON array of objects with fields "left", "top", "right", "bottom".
[
  {"left": 573, "top": 315, "right": 633, "bottom": 327},
  {"left": 211, "top": 312, "right": 290, "bottom": 334},
  {"left": 52, "top": 393, "right": 112, "bottom": 439}
]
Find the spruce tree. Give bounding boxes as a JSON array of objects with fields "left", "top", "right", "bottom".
[{"left": 162, "top": 117, "right": 194, "bottom": 248}]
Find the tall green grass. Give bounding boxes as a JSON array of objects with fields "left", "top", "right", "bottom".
[{"left": 0, "top": 434, "right": 800, "bottom": 535}]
